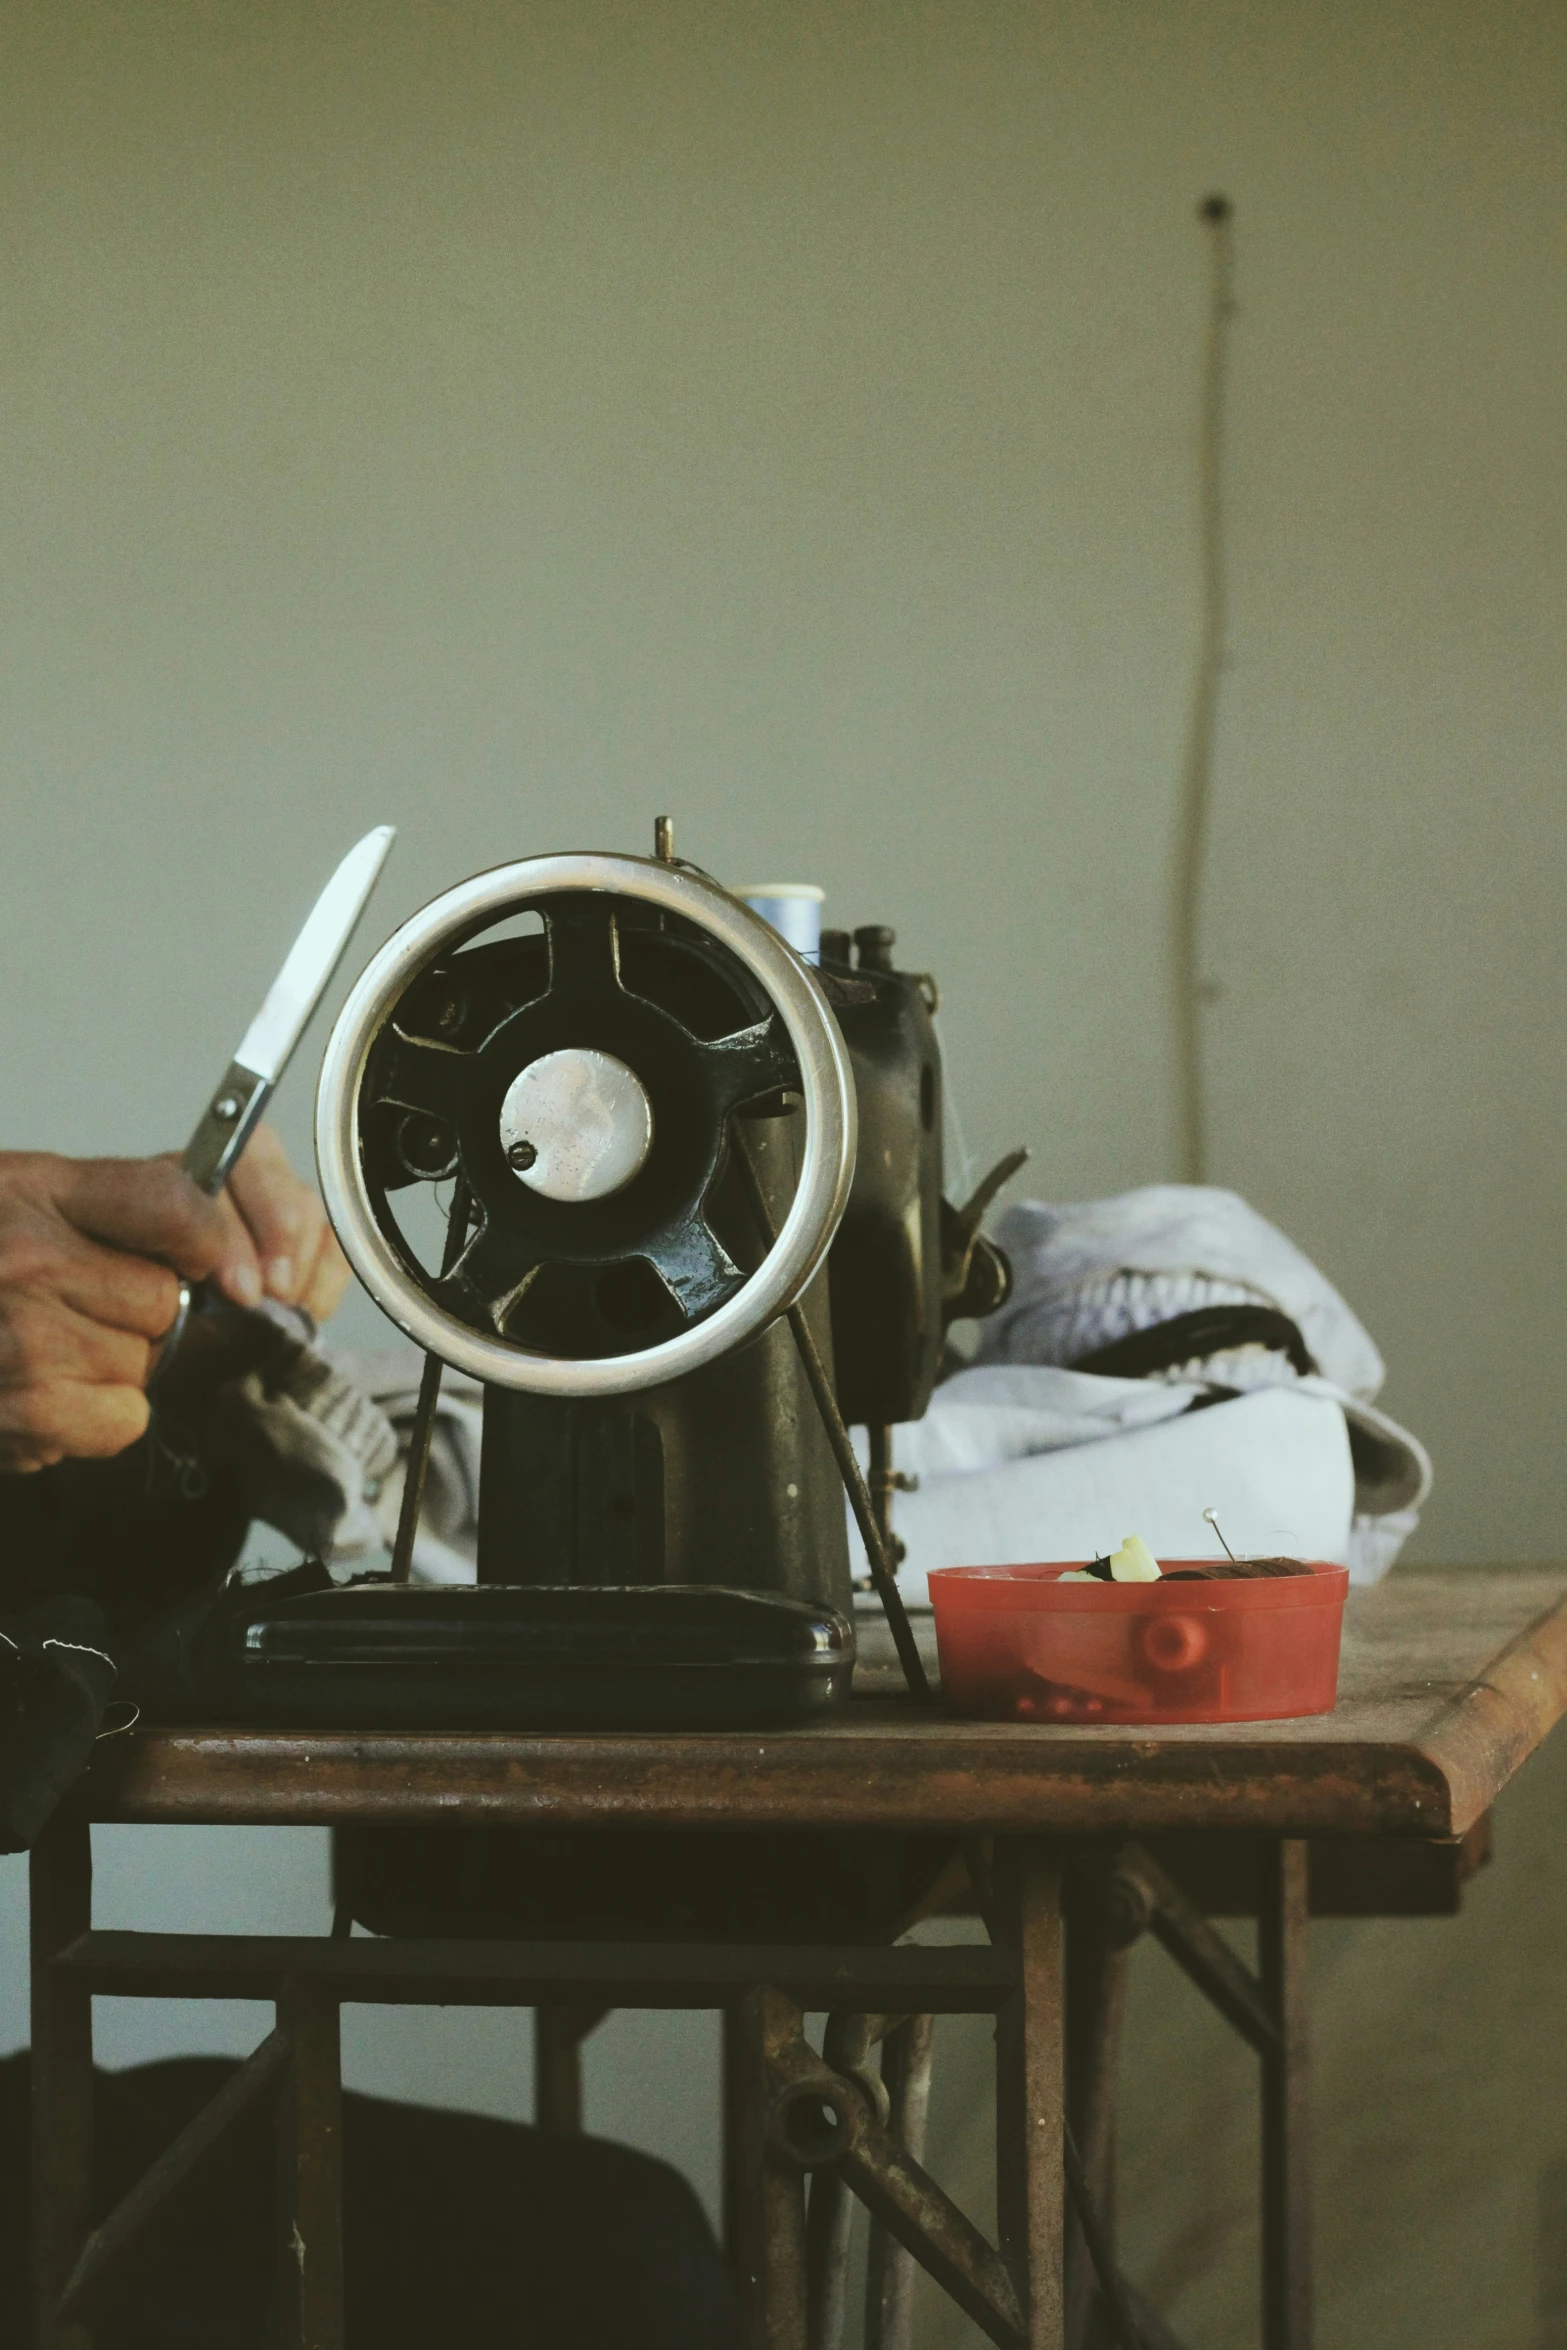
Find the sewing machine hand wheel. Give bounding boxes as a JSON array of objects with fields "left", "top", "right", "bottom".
[{"left": 316, "top": 852, "right": 856, "bottom": 1396}]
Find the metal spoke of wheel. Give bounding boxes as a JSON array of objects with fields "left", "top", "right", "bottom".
[
  {"left": 370, "top": 1031, "right": 470, "bottom": 1125},
  {"left": 700, "top": 1011, "right": 800, "bottom": 1113},
  {"left": 436, "top": 1211, "right": 542, "bottom": 1335},
  {"left": 544, "top": 895, "right": 623, "bottom": 997},
  {"left": 650, "top": 1213, "right": 748, "bottom": 1323}
]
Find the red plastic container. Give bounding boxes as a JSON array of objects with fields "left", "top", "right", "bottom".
[{"left": 928, "top": 1561, "right": 1349, "bottom": 1725}]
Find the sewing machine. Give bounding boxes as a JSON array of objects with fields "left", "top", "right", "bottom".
[{"left": 208, "top": 825, "right": 1015, "bottom": 1749}]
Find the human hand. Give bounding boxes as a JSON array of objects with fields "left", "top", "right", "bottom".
[
  {"left": 211, "top": 1123, "right": 350, "bottom": 1330},
  {"left": 0, "top": 1127, "right": 349, "bottom": 1472}
]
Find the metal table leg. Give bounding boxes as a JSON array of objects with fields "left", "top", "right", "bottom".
[
  {"left": 808, "top": 2014, "right": 877, "bottom": 2350},
  {"left": 534, "top": 2003, "right": 610, "bottom": 2135},
  {"left": 805, "top": 2136, "right": 855, "bottom": 2350},
  {"left": 31, "top": 1811, "right": 95, "bottom": 2350},
  {"left": 723, "top": 2002, "right": 746, "bottom": 2272},
  {"left": 863, "top": 2012, "right": 936, "bottom": 2350},
  {"left": 863, "top": 2011, "right": 937, "bottom": 2348},
  {"left": 1259, "top": 1839, "right": 1312, "bottom": 2350},
  {"left": 994, "top": 1839, "right": 1065, "bottom": 2350},
  {"left": 1064, "top": 1873, "right": 1132, "bottom": 2350},
  {"left": 274, "top": 1976, "right": 345, "bottom": 2350},
  {"left": 728, "top": 1987, "right": 810, "bottom": 2350}
]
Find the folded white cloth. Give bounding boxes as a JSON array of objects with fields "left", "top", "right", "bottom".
[
  {"left": 166, "top": 1298, "right": 399, "bottom": 1563},
  {"left": 892, "top": 1381, "right": 1356, "bottom": 1597},
  {"left": 873, "top": 1185, "right": 1430, "bottom": 1595},
  {"left": 894, "top": 1362, "right": 1214, "bottom": 1476},
  {"left": 980, "top": 1186, "right": 1388, "bottom": 1394}
]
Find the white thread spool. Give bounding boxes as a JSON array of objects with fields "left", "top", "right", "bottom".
[{"left": 737, "top": 883, "right": 825, "bottom": 963}]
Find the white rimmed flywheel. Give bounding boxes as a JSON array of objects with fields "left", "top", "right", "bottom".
[{"left": 315, "top": 850, "right": 856, "bottom": 1398}]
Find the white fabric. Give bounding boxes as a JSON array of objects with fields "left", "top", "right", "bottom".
[
  {"left": 882, "top": 1382, "right": 1355, "bottom": 1603},
  {"left": 892, "top": 1363, "right": 1213, "bottom": 1476},
  {"left": 868, "top": 1186, "right": 1432, "bottom": 1598},
  {"left": 982, "top": 1186, "right": 1387, "bottom": 1394},
  {"left": 178, "top": 1300, "right": 398, "bottom": 1563},
  {"left": 229, "top": 1348, "right": 399, "bottom": 1560}
]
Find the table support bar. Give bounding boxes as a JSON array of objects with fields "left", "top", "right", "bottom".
[
  {"left": 30, "top": 1814, "right": 94, "bottom": 2350},
  {"left": 58, "top": 2028, "right": 289, "bottom": 2327},
  {"left": 1260, "top": 1840, "right": 1313, "bottom": 2350},
  {"left": 274, "top": 1976, "right": 345, "bottom": 2350}
]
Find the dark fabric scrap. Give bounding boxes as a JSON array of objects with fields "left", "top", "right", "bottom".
[
  {"left": 0, "top": 1594, "right": 117, "bottom": 1852},
  {"left": 1067, "top": 1301, "right": 1317, "bottom": 1381},
  {"left": 114, "top": 1557, "right": 334, "bottom": 1721},
  {"left": 0, "top": 1423, "right": 250, "bottom": 1847},
  {"left": 0, "top": 1440, "right": 248, "bottom": 1633}
]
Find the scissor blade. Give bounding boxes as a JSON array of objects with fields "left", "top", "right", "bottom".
[{"left": 234, "top": 825, "right": 396, "bottom": 1083}]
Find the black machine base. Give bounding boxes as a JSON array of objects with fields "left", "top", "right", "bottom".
[{"left": 196, "top": 1576, "right": 854, "bottom": 1732}]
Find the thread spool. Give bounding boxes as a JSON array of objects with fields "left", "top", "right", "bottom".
[{"left": 737, "top": 882, "right": 825, "bottom": 962}]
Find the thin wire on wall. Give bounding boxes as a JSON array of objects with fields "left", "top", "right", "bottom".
[{"left": 1171, "top": 193, "right": 1236, "bottom": 1187}]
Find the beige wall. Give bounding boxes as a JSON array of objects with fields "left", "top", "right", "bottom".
[
  {"left": 4, "top": 2, "right": 1561, "bottom": 1559},
  {"left": 0, "top": 1, "right": 1563, "bottom": 2329}
]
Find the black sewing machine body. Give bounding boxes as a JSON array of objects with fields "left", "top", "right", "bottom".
[
  {"left": 467, "top": 925, "right": 948, "bottom": 1617},
  {"left": 215, "top": 847, "right": 1019, "bottom": 1938},
  {"left": 209, "top": 855, "right": 1014, "bottom": 1751},
  {"left": 219, "top": 901, "right": 991, "bottom": 1708}
]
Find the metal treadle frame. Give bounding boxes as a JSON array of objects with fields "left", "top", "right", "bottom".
[
  {"left": 31, "top": 1815, "right": 1338, "bottom": 2350},
  {"left": 33, "top": 1564, "right": 1565, "bottom": 2348}
]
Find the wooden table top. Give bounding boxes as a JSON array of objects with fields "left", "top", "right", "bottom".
[{"left": 82, "top": 1567, "right": 1567, "bottom": 1841}]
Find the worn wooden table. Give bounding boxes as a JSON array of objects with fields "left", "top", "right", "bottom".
[{"left": 30, "top": 1566, "right": 1567, "bottom": 2350}]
